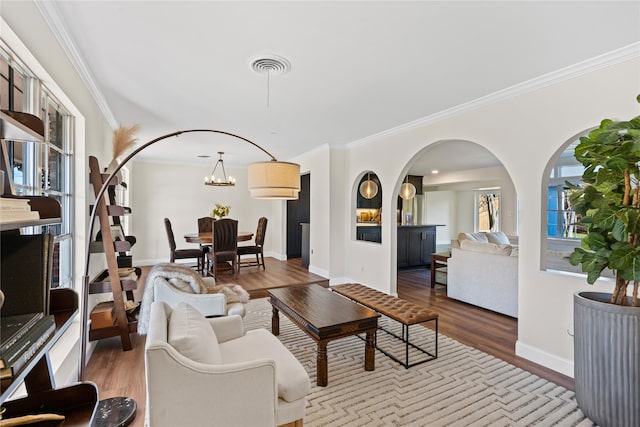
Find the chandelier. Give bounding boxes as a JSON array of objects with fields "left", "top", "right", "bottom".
[{"left": 204, "top": 152, "right": 235, "bottom": 186}]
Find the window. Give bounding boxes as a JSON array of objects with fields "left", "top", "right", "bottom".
[
  {"left": 547, "top": 140, "right": 582, "bottom": 239},
  {"left": 476, "top": 191, "right": 500, "bottom": 232},
  {"left": 1, "top": 49, "right": 74, "bottom": 289}
]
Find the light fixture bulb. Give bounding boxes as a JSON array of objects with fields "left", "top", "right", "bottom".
[
  {"left": 400, "top": 176, "right": 416, "bottom": 200},
  {"left": 359, "top": 173, "right": 378, "bottom": 199}
]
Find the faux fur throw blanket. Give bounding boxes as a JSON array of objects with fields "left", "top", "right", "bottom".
[{"left": 137, "top": 263, "right": 249, "bottom": 335}]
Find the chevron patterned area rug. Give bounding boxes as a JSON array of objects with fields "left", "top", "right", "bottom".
[{"left": 243, "top": 298, "right": 595, "bottom": 427}]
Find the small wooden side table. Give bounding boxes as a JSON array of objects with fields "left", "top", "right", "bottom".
[{"left": 430, "top": 251, "right": 450, "bottom": 288}]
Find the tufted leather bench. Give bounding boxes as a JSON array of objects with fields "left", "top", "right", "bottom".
[{"left": 332, "top": 283, "right": 438, "bottom": 368}]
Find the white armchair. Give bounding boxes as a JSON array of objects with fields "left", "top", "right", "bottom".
[
  {"left": 138, "top": 263, "right": 247, "bottom": 335},
  {"left": 153, "top": 276, "right": 246, "bottom": 317},
  {"left": 145, "top": 301, "right": 310, "bottom": 427}
]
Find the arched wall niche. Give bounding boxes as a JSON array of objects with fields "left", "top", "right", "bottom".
[{"left": 353, "top": 170, "right": 382, "bottom": 243}]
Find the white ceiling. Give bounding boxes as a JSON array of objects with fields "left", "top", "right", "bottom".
[{"left": 46, "top": 1, "right": 640, "bottom": 174}]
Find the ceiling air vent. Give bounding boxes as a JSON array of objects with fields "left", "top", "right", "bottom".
[{"left": 250, "top": 55, "right": 291, "bottom": 75}]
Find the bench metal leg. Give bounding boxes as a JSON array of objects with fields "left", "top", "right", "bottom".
[
  {"left": 331, "top": 289, "right": 438, "bottom": 369},
  {"left": 375, "top": 318, "right": 438, "bottom": 368}
]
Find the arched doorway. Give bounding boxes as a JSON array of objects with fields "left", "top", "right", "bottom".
[{"left": 393, "top": 140, "right": 518, "bottom": 297}]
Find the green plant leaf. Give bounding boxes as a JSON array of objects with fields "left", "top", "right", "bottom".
[
  {"left": 603, "top": 156, "right": 628, "bottom": 173},
  {"left": 609, "top": 247, "right": 635, "bottom": 270},
  {"left": 582, "top": 231, "right": 607, "bottom": 250},
  {"left": 611, "top": 217, "right": 628, "bottom": 241},
  {"left": 626, "top": 208, "right": 640, "bottom": 235},
  {"left": 592, "top": 208, "right": 618, "bottom": 231},
  {"left": 569, "top": 248, "right": 586, "bottom": 266}
]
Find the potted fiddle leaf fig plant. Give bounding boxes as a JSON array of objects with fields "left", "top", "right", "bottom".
[{"left": 566, "top": 94, "right": 640, "bottom": 427}]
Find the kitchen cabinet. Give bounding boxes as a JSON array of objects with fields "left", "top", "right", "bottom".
[
  {"left": 357, "top": 226, "right": 381, "bottom": 243},
  {"left": 397, "top": 225, "right": 437, "bottom": 268}
]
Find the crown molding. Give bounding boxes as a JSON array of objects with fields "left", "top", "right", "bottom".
[
  {"left": 350, "top": 42, "right": 640, "bottom": 148},
  {"left": 34, "top": 0, "right": 118, "bottom": 130}
]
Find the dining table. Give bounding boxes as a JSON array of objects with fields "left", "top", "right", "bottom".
[{"left": 183, "top": 231, "right": 254, "bottom": 244}]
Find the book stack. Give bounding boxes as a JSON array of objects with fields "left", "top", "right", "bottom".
[
  {"left": 0, "top": 312, "right": 56, "bottom": 380},
  {"left": 0, "top": 197, "right": 40, "bottom": 224}
]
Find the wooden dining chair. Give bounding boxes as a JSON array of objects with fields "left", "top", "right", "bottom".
[
  {"left": 207, "top": 218, "right": 238, "bottom": 279},
  {"left": 164, "top": 218, "right": 205, "bottom": 272},
  {"left": 238, "top": 217, "right": 267, "bottom": 270},
  {"left": 197, "top": 216, "right": 215, "bottom": 270}
]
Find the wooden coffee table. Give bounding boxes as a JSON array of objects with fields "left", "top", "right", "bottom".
[{"left": 268, "top": 284, "right": 380, "bottom": 386}]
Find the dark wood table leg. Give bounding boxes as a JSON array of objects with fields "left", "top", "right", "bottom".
[
  {"left": 365, "top": 330, "right": 376, "bottom": 371},
  {"left": 317, "top": 341, "right": 328, "bottom": 387},
  {"left": 271, "top": 306, "right": 280, "bottom": 336},
  {"left": 430, "top": 257, "right": 436, "bottom": 288}
]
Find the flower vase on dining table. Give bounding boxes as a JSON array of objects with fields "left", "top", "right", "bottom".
[{"left": 211, "top": 204, "right": 230, "bottom": 220}]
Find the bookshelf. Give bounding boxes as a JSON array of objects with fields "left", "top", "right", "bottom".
[
  {"left": 86, "top": 155, "right": 139, "bottom": 350},
  {"left": 0, "top": 111, "right": 98, "bottom": 424}
]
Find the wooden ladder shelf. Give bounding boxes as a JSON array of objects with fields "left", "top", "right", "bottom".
[{"left": 87, "top": 156, "right": 139, "bottom": 350}]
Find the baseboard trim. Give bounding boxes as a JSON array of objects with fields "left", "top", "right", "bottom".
[
  {"left": 515, "top": 340, "right": 574, "bottom": 378},
  {"left": 264, "top": 251, "right": 286, "bottom": 261},
  {"left": 309, "top": 265, "right": 329, "bottom": 278},
  {"left": 329, "top": 277, "right": 350, "bottom": 286}
]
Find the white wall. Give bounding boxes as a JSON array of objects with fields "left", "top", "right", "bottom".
[
  {"left": 425, "top": 191, "right": 456, "bottom": 244},
  {"left": 130, "top": 160, "right": 278, "bottom": 264},
  {"left": 425, "top": 165, "right": 518, "bottom": 237},
  {"left": 344, "top": 56, "right": 640, "bottom": 376},
  {"left": 290, "top": 144, "right": 334, "bottom": 278},
  {"left": 456, "top": 191, "right": 475, "bottom": 236}
]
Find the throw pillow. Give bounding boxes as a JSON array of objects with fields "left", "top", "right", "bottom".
[
  {"left": 458, "top": 232, "right": 489, "bottom": 243},
  {"left": 460, "top": 239, "right": 512, "bottom": 256},
  {"left": 168, "top": 302, "right": 222, "bottom": 364},
  {"left": 486, "top": 231, "right": 510, "bottom": 245}
]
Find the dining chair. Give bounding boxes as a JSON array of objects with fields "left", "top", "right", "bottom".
[
  {"left": 207, "top": 218, "right": 238, "bottom": 279},
  {"left": 164, "top": 218, "right": 205, "bottom": 272},
  {"left": 197, "top": 216, "right": 215, "bottom": 270},
  {"left": 238, "top": 217, "right": 267, "bottom": 270}
]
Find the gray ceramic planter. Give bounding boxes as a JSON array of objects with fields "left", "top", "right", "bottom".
[{"left": 574, "top": 291, "right": 639, "bottom": 427}]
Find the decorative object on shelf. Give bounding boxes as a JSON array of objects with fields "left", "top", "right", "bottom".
[
  {"left": 204, "top": 152, "right": 235, "bottom": 186},
  {"left": 567, "top": 94, "right": 640, "bottom": 427},
  {"left": 81, "top": 128, "right": 301, "bottom": 380},
  {"left": 104, "top": 124, "right": 139, "bottom": 182},
  {"left": 211, "top": 203, "right": 230, "bottom": 219},
  {"left": 400, "top": 175, "right": 416, "bottom": 200},
  {"left": 359, "top": 172, "right": 379, "bottom": 199}
]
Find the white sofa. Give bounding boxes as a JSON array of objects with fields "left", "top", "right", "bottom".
[
  {"left": 446, "top": 232, "right": 518, "bottom": 318},
  {"left": 145, "top": 301, "right": 310, "bottom": 427}
]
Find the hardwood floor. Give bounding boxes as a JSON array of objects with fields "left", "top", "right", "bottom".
[
  {"left": 396, "top": 267, "right": 574, "bottom": 390},
  {"left": 85, "top": 259, "right": 573, "bottom": 426}
]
